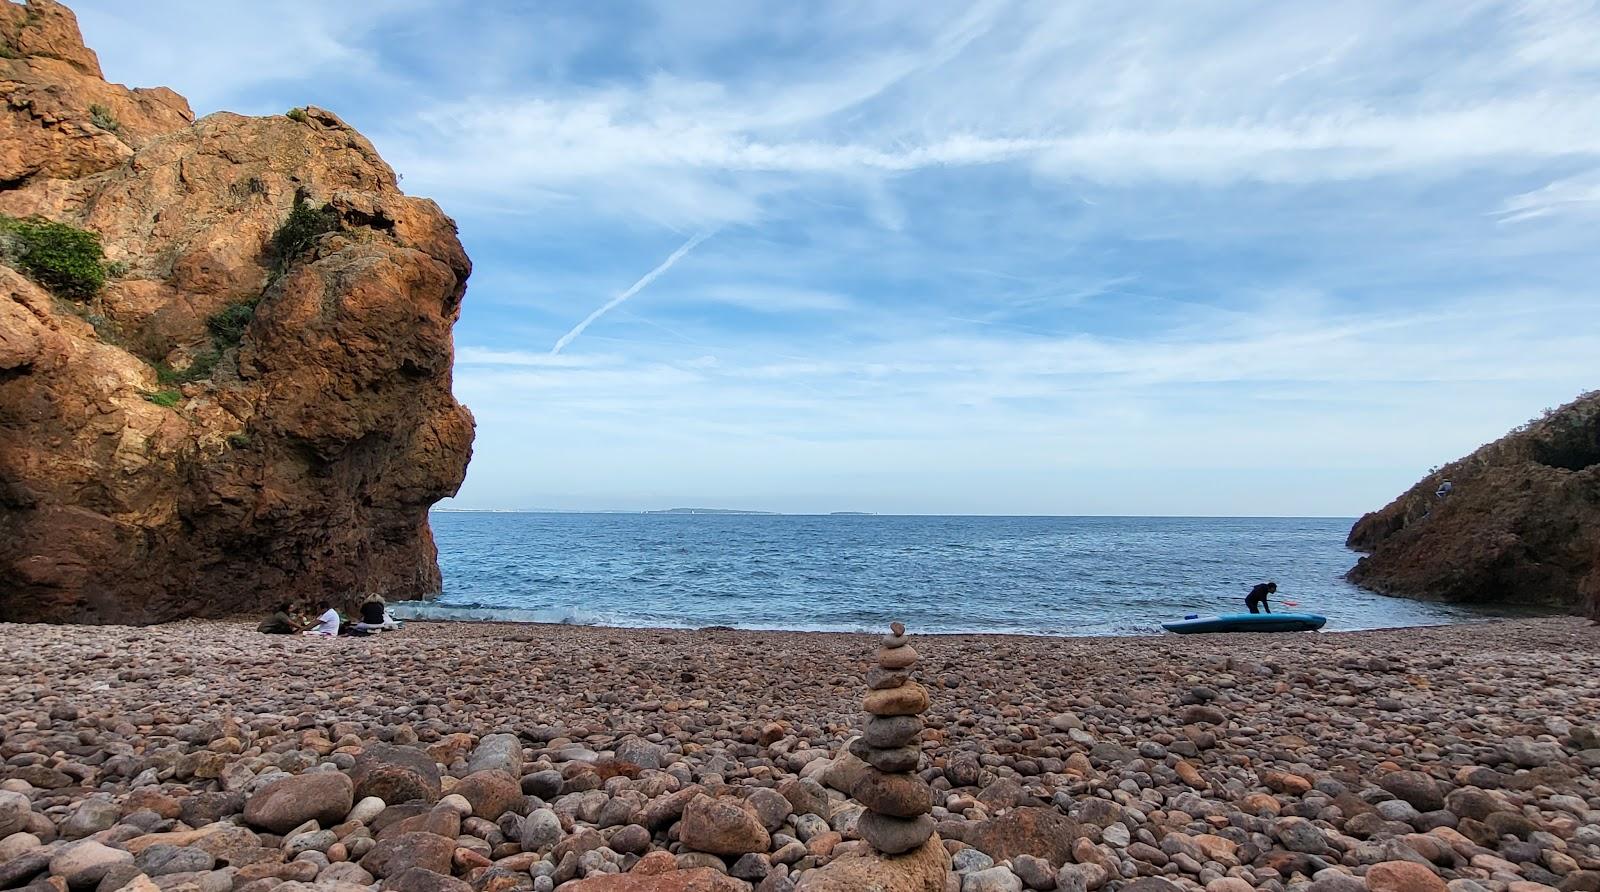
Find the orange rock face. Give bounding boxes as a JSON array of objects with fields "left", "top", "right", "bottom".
[
  {"left": 0, "top": 1, "right": 473, "bottom": 623},
  {"left": 1346, "top": 391, "right": 1599, "bottom": 619},
  {"left": 0, "top": 1, "right": 191, "bottom": 183}
]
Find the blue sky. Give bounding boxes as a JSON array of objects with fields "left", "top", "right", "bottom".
[{"left": 74, "top": 1, "right": 1599, "bottom": 515}]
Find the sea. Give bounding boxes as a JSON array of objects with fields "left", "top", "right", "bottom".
[{"left": 388, "top": 513, "right": 1528, "bottom": 637}]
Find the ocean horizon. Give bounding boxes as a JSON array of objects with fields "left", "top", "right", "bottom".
[
  {"left": 433, "top": 508, "right": 1361, "bottom": 517},
  {"left": 397, "top": 512, "right": 1531, "bottom": 636}
]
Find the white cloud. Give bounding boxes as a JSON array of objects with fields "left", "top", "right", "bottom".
[
  {"left": 682, "top": 285, "right": 855, "bottom": 314},
  {"left": 84, "top": 2, "right": 1600, "bottom": 228},
  {"left": 60, "top": 0, "right": 1600, "bottom": 513},
  {"left": 353, "top": 1, "right": 1600, "bottom": 228},
  {"left": 398, "top": 91, "right": 1600, "bottom": 209},
  {"left": 1497, "top": 170, "right": 1600, "bottom": 222},
  {"left": 457, "top": 288, "right": 1600, "bottom": 436},
  {"left": 456, "top": 348, "right": 618, "bottom": 368},
  {"left": 71, "top": 1, "right": 431, "bottom": 112}
]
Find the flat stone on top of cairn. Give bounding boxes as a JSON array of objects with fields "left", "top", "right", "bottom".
[{"left": 852, "top": 620, "right": 936, "bottom": 855}]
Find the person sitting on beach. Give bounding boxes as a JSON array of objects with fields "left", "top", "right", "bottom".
[
  {"left": 1245, "top": 581, "right": 1277, "bottom": 614},
  {"left": 353, "top": 594, "right": 401, "bottom": 632},
  {"left": 304, "top": 600, "right": 341, "bottom": 637},
  {"left": 257, "top": 602, "right": 301, "bottom": 634}
]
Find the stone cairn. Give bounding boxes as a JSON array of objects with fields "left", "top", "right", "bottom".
[{"left": 850, "top": 621, "right": 936, "bottom": 855}]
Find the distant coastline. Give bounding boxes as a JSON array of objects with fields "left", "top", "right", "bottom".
[
  {"left": 432, "top": 507, "right": 878, "bottom": 515},
  {"left": 644, "top": 507, "right": 776, "bottom": 515}
]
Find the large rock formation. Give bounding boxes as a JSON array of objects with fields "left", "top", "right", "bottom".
[
  {"left": 1346, "top": 391, "right": 1599, "bottom": 618},
  {"left": 0, "top": 1, "right": 473, "bottom": 623}
]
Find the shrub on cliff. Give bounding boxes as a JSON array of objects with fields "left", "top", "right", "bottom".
[
  {"left": 142, "top": 389, "right": 182, "bottom": 408},
  {"left": 207, "top": 300, "right": 259, "bottom": 347},
  {"left": 0, "top": 215, "right": 107, "bottom": 298},
  {"left": 155, "top": 351, "right": 218, "bottom": 386},
  {"left": 268, "top": 190, "right": 341, "bottom": 274},
  {"left": 88, "top": 103, "right": 119, "bottom": 132}
]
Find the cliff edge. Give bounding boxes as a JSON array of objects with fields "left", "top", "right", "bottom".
[
  {"left": 0, "top": 1, "right": 474, "bottom": 623},
  {"left": 1346, "top": 391, "right": 1600, "bottom": 618}
]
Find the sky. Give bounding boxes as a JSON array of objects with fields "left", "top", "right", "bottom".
[{"left": 72, "top": 0, "right": 1599, "bottom": 516}]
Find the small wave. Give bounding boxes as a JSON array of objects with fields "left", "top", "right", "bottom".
[
  {"left": 425, "top": 515, "right": 1520, "bottom": 637},
  {"left": 384, "top": 604, "right": 1151, "bottom": 637},
  {"left": 388, "top": 603, "right": 615, "bottom": 626}
]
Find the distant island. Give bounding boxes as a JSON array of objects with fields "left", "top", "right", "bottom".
[
  {"left": 431, "top": 507, "right": 878, "bottom": 515},
  {"left": 644, "top": 507, "right": 777, "bottom": 515}
]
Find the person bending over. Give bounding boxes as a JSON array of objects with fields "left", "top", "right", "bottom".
[{"left": 1246, "top": 581, "right": 1277, "bottom": 614}]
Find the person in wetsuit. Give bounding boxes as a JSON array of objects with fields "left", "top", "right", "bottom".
[{"left": 1246, "top": 581, "right": 1277, "bottom": 614}]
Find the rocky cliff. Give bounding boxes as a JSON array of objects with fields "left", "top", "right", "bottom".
[
  {"left": 0, "top": 1, "right": 474, "bottom": 623},
  {"left": 1346, "top": 391, "right": 1600, "bottom": 618}
]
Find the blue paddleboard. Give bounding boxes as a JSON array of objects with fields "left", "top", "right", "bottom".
[{"left": 1161, "top": 612, "right": 1327, "bottom": 634}]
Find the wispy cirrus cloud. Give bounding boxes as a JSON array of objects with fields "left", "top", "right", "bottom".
[
  {"left": 68, "top": 0, "right": 1600, "bottom": 513},
  {"left": 1497, "top": 170, "right": 1600, "bottom": 223},
  {"left": 364, "top": 1, "right": 1600, "bottom": 231}
]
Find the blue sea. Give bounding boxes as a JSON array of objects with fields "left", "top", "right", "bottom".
[{"left": 395, "top": 513, "right": 1522, "bottom": 636}]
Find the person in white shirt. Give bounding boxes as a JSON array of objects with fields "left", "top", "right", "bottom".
[{"left": 304, "top": 600, "right": 340, "bottom": 636}]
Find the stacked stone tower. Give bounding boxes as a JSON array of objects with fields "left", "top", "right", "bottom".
[{"left": 850, "top": 621, "right": 935, "bottom": 854}]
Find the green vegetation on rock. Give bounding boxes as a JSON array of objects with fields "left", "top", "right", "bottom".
[
  {"left": 268, "top": 190, "right": 341, "bottom": 275},
  {"left": 134, "top": 190, "right": 338, "bottom": 391},
  {"left": 88, "top": 103, "right": 119, "bottom": 132},
  {"left": 142, "top": 389, "right": 182, "bottom": 408},
  {"left": 285, "top": 107, "right": 309, "bottom": 123},
  {"left": 154, "top": 351, "right": 219, "bottom": 386},
  {"left": 147, "top": 297, "right": 260, "bottom": 389},
  {"left": 207, "top": 300, "right": 259, "bottom": 347},
  {"left": 0, "top": 215, "right": 107, "bottom": 299}
]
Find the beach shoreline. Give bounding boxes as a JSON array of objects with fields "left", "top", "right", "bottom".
[
  {"left": 2, "top": 617, "right": 1597, "bottom": 890},
  {"left": 382, "top": 600, "right": 1558, "bottom": 640}
]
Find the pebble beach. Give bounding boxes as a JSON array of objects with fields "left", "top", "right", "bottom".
[{"left": 2, "top": 617, "right": 1598, "bottom": 892}]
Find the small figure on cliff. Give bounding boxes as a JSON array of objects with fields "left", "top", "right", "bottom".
[
  {"left": 1436, "top": 480, "right": 1453, "bottom": 499},
  {"left": 1245, "top": 581, "right": 1277, "bottom": 614},
  {"left": 256, "top": 602, "right": 302, "bottom": 634}
]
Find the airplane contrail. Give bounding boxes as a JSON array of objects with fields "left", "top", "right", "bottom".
[{"left": 550, "top": 231, "right": 713, "bottom": 355}]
